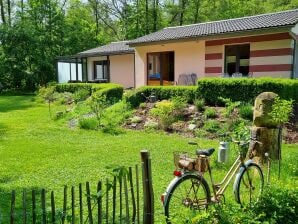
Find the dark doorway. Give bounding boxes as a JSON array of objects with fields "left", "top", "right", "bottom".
[
  {"left": 225, "top": 44, "right": 250, "bottom": 76},
  {"left": 147, "top": 52, "right": 175, "bottom": 86}
]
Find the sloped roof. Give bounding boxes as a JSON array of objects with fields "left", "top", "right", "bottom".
[
  {"left": 77, "top": 41, "right": 134, "bottom": 57},
  {"left": 129, "top": 9, "right": 298, "bottom": 45}
]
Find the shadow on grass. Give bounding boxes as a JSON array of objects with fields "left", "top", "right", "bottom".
[
  {"left": 0, "top": 95, "right": 35, "bottom": 113},
  {"left": 0, "top": 123, "right": 6, "bottom": 140}
]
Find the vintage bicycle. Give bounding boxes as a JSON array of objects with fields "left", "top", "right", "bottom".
[{"left": 161, "top": 139, "right": 264, "bottom": 224}]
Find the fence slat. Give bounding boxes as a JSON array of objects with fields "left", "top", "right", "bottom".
[
  {"left": 10, "top": 190, "right": 15, "bottom": 224},
  {"left": 32, "top": 190, "right": 36, "bottom": 224},
  {"left": 71, "top": 186, "right": 75, "bottom": 224},
  {"left": 51, "top": 191, "right": 56, "bottom": 223},
  {"left": 79, "top": 183, "right": 83, "bottom": 224},
  {"left": 141, "top": 150, "right": 154, "bottom": 224},
  {"left": 119, "top": 176, "right": 122, "bottom": 224},
  {"left": 97, "top": 181, "right": 102, "bottom": 224},
  {"left": 86, "top": 182, "right": 93, "bottom": 224},
  {"left": 112, "top": 177, "right": 116, "bottom": 224},
  {"left": 62, "top": 186, "right": 67, "bottom": 224},
  {"left": 135, "top": 165, "right": 140, "bottom": 224},
  {"left": 105, "top": 179, "right": 109, "bottom": 224},
  {"left": 41, "top": 189, "right": 46, "bottom": 224},
  {"left": 124, "top": 174, "right": 129, "bottom": 224},
  {"left": 23, "top": 189, "right": 27, "bottom": 224},
  {"left": 129, "top": 167, "right": 136, "bottom": 223}
]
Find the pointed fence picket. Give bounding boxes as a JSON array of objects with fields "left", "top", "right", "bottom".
[{"left": 0, "top": 150, "right": 154, "bottom": 224}]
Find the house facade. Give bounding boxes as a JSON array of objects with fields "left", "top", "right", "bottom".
[
  {"left": 58, "top": 9, "right": 298, "bottom": 88},
  {"left": 129, "top": 9, "right": 298, "bottom": 87}
]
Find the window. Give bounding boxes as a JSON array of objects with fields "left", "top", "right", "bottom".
[
  {"left": 94, "top": 60, "right": 109, "bottom": 80},
  {"left": 225, "top": 44, "right": 250, "bottom": 76}
]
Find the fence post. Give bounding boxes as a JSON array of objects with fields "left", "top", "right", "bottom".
[{"left": 141, "top": 150, "right": 154, "bottom": 224}]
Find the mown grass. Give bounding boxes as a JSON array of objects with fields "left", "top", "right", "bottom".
[{"left": 0, "top": 95, "right": 297, "bottom": 223}]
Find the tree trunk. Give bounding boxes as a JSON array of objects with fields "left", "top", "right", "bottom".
[
  {"left": 153, "top": 0, "right": 158, "bottom": 31},
  {"left": 194, "top": 0, "right": 200, "bottom": 23},
  {"left": 179, "top": 0, "right": 187, "bottom": 26},
  {"left": 145, "top": 0, "right": 149, "bottom": 34},
  {"left": 0, "top": 0, "right": 6, "bottom": 24},
  {"left": 7, "top": 0, "right": 11, "bottom": 26}
]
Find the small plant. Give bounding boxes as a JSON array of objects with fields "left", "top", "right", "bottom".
[
  {"left": 239, "top": 103, "right": 253, "bottom": 120},
  {"left": 38, "top": 86, "right": 58, "bottom": 118},
  {"left": 231, "top": 121, "right": 250, "bottom": 141},
  {"left": 78, "top": 117, "right": 98, "bottom": 130},
  {"left": 219, "top": 97, "right": 241, "bottom": 118},
  {"left": 203, "top": 120, "right": 220, "bottom": 133},
  {"left": 194, "top": 98, "right": 205, "bottom": 112},
  {"left": 203, "top": 107, "right": 217, "bottom": 119},
  {"left": 139, "top": 102, "right": 146, "bottom": 109},
  {"left": 150, "top": 100, "right": 176, "bottom": 130},
  {"left": 87, "top": 94, "right": 109, "bottom": 126},
  {"left": 269, "top": 96, "right": 293, "bottom": 126},
  {"left": 73, "top": 89, "right": 90, "bottom": 103}
]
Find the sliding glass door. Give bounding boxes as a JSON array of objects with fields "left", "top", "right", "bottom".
[{"left": 225, "top": 44, "right": 250, "bottom": 76}]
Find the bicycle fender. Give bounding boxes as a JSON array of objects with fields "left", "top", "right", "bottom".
[
  {"left": 233, "top": 159, "right": 253, "bottom": 202},
  {"left": 163, "top": 173, "right": 197, "bottom": 207}
]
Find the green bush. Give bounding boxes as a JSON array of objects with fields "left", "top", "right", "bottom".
[
  {"left": 194, "top": 98, "right": 205, "bottom": 112},
  {"left": 125, "top": 86, "right": 197, "bottom": 107},
  {"left": 197, "top": 78, "right": 298, "bottom": 105},
  {"left": 150, "top": 100, "right": 177, "bottom": 130},
  {"left": 239, "top": 103, "right": 253, "bottom": 120},
  {"left": 203, "top": 120, "right": 220, "bottom": 133},
  {"left": 55, "top": 83, "right": 124, "bottom": 102},
  {"left": 204, "top": 107, "right": 217, "bottom": 119},
  {"left": 78, "top": 117, "right": 98, "bottom": 130},
  {"left": 73, "top": 89, "right": 90, "bottom": 103}
]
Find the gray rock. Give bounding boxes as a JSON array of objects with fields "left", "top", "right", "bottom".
[{"left": 188, "top": 124, "right": 197, "bottom": 131}]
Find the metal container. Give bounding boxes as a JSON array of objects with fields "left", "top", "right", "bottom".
[{"left": 218, "top": 141, "right": 229, "bottom": 163}]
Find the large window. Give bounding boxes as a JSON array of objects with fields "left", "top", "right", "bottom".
[
  {"left": 94, "top": 60, "right": 109, "bottom": 80},
  {"left": 225, "top": 44, "right": 250, "bottom": 76}
]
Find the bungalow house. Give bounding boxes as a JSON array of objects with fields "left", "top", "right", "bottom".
[
  {"left": 57, "top": 9, "right": 298, "bottom": 88},
  {"left": 57, "top": 41, "right": 135, "bottom": 88}
]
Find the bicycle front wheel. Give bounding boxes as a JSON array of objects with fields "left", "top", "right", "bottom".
[
  {"left": 164, "top": 174, "right": 210, "bottom": 224},
  {"left": 235, "top": 162, "right": 264, "bottom": 207}
]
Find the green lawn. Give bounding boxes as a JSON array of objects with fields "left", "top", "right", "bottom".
[{"left": 0, "top": 94, "right": 297, "bottom": 222}]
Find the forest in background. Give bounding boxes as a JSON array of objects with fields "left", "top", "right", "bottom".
[{"left": 0, "top": 0, "right": 297, "bottom": 91}]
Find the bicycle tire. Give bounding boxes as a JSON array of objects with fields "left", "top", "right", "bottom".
[
  {"left": 234, "top": 162, "right": 264, "bottom": 207},
  {"left": 164, "top": 174, "right": 211, "bottom": 224}
]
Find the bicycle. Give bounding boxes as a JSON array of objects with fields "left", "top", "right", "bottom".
[{"left": 161, "top": 138, "right": 264, "bottom": 224}]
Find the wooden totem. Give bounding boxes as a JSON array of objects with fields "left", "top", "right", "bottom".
[{"left": 249, "top": 92, "right": 281, "bottom": 163}]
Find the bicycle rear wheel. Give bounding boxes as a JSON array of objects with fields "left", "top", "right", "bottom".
[
  {"left": 164, "top": 174, "right": 210, "bottom": 224},
  {"left": 235, "top": 162, "right": 264, "bottom": 207}
]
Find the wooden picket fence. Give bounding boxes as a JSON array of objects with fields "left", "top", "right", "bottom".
[{"left": 0, "top": 151, "right": 154, "bottom": 224}]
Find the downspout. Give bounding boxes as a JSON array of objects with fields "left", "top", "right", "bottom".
[
  {"left": 107, "top": 55, "right": 110, "bottom": 83},
  {"left": 76, "top": 57, "right": 79, "bottom": 81},
  {"left": 291, "top": 39, "right": 295, "bottom": 79},
  {"left": 133, "top": 53, "right": 136, "bottom": 88}
]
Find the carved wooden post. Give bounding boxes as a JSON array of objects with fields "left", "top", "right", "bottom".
[{"left": 249, "top": 92, "right": 281, "bottom": 164}]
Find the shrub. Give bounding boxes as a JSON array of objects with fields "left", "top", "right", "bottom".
[
  {"left": 55, "top": 83, "right": 124, "bottom": 102},
  {"left": 125, "top": 86, "right": 198, "bottom": 107},
  {"left": 203, "top": 107, "right": 217, "bottom": 119},
  {"left": 203, "top": 120, "right": 220, "bottom": 133},
  {"left": 79, "top": 117, "right": 98, "bottom": 130},
  {"left": 239, "top": 103, "right": 253, "bottom": 120},
  {"left": 194, "top": 98, "right": 205, "bottom": 112},
  {"left": 150, "top": 100, "right": 177, "bottom": 130},
  {"left": 219, "top": 97, "right": 241, "bottom": 118},
  {"left": 73, "top": 89, "right": 90, "bottom": 103},
  {"left": 87, "top": 94, "right": 109, "bottom": 125},
  {"left": 197, "top": 78, "right": 298, "bottom": 105}
]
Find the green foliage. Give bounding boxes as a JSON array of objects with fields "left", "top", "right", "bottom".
[
  {"left": 150, "top": 100, "right": 177, "bottom": 130},
  {"left": 203, "top": 120, "right": 220, "bottom": 133},
  {"left": 269, "top": 96, "right": 293, "bottom": 126},
  {"left": 239, "top": 103, "right": 253, "bottom": 120},
  {"left": 203, "top": 107, "right": 217, "bottom": 119},
  {"left": 78, "top": 117, "right": 98, "bottom": 130},
  {"left": 197, "top": 78, "right": 298, "bottom": 105},
  {"left": 73, "top": 89, "right": 90, "bottom": 103},
  {"left": 38, "top": 86, "right": 58, "bottom": 118},
  {"left": 101, "top": 101, "right": 133, "bottom": 134},
  {"left": 87, "top": 94, "right": 108, "bottom": 125},
  {"left": 55, "top": 83, "right": 124, "bottom": 103},
  {"left": 194, "top": 98, "right": 205, "bottom": 112},
  {"left": 219, "top": 97, "right": 241, "bottom": 118},
  {"left": 231, "top": 120, "right": 250, "bottom": 141},
  {"left": 125, "top": 86, "right": 198, "bottom": 107}
]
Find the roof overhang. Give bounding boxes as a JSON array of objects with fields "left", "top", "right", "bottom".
[
  {"left": 75, "top": 50, "right": 134, "bottom": 58},
  {"left": 129, "top": 25, "right": 294, "bottom": 47}
]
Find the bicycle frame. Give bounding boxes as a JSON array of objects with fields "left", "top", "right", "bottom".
[{"left": 206, "top": 155, "right": 244, "bottom": 201}]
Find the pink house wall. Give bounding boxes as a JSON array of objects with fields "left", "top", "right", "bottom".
[{"left": 110, "top": 54, "right": 135, "bottom": 88}]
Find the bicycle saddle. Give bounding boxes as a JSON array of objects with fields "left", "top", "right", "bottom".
[{"left": 195, "top": 148, "right": 215, "bottom": 157}]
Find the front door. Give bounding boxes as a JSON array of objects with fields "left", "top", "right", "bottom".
[{"left": 147, "top": 52, "right": 174, "bottom": 86}]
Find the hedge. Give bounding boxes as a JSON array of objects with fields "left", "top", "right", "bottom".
[
  {"left": 125, "top": 86, "right": 198, "bottom": 107},
  {"left": 55, "top": 83, "right": 124, "bottom": 102},
  {"left": 197, "top": 78, "right": 298, "bottom": 105}
]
